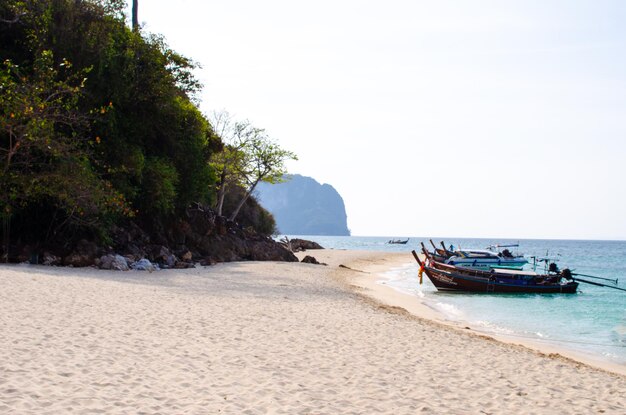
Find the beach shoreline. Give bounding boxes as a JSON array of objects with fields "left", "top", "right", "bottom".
[
  {"left": 337, "top": 250, "right": 626, "bottom": 377},
  {"left": 1, "top": 249, "right": 624, "bottom": 413}
]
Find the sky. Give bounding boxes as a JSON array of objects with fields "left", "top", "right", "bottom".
[{"left": 128, "top": 0, "right": 626, "bottom": 240}]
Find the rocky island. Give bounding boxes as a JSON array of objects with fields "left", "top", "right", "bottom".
[{"left": 256, "top": 174, "right": 350, "bottom": 236}]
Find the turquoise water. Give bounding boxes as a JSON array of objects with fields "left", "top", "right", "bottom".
[{"left": 285, "top": 236, "right": 626, "bottom": 366}]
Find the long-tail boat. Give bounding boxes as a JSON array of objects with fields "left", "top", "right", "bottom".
[
  {"left": 388, "top": 238, "right": 409, "bottom": 244},
  {"left": 427, "top": 239, "right": 528, "bottom": 270},
  {"left": 412, "top": 243, "right": 578, "bottom": 294}
]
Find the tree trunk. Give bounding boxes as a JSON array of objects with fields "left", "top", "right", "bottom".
[
  {"left": 228, "top": 180, "right": 260, "bottom": 222},
  {"left": 215, "top": 170, "right": 227, "bottom": 216},
  {"left": 132, "top": 0, "right": 139, "bottom": 31}
]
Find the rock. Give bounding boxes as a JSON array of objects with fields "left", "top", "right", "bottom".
[
  {"left": 64, "top": 253, "right": 95, "bottom": 267},
  {"left": 247, "top": 238, "right": 299, "bottom": 262},
  {"left": 301, "top": 255, "right": 327, "bottom": 265},
  {"left": 165, "top": 254, "right": 177, "bottom": 268},
  {"left": 63, "top": 239, "right": 99, "bottom": 267},
  {"left": 174, "top": 261, "right": 195, "bottom": 269},
  {"left": 200, "top": 257, "right": 217, "bottom": 266},
  {"left": 147, "top": 245, "right": 171, "bottom": 263},
  {"left": 17, "top": 245, "right": 34, "bottom": 263},
  {"left": 7, "top": 205, "right": 302, "bottom": 268},
  {"left": 289, "top": 238, "right": 324, "bottom": 252},
  {"left": 42, "top": 252, "right": 61, "bottom": 266},
  {"left": 111, "top": 255, "right": 129, "bottom": 271},
  {"left": 77, "top": 239, "right": 99, "bottom": 257},
  {"left": 256, "top": 174, "right": 350, "bottom": 236},
  {"left": 131, "top": 258, "right": 157, "bottom": 272},
  {"left": 98, "top": 254, "right": 129, "bottom": 271},
  {"left": 98, "top": 254, "right": 114, "bottom": 269},
  {"left": 181, "top": 250, "right": 193, "bottom": 262}
]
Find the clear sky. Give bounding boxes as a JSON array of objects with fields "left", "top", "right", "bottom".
[{"left": 129, "top": 0, "right": 626, "bottom": 240}]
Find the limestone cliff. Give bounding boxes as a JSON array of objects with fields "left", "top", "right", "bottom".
[{"left": 256, "top": 175, "right": 350, "bottom": 236}]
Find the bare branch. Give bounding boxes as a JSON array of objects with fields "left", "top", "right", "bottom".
[{"left": 0, "top": 12, "right": 26, "bottom": 24}]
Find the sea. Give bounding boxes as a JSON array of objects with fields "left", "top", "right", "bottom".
[{"left": 283, "top": 236, "right": 626, "bottom": 367}]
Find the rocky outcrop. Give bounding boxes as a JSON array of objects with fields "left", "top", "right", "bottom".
[
  {"left": 102, "top": 205, "right": 298, "bottom": 267},
  {"left": 279, "top": 237, "right": 324, "bottom": 252},
  {"left": 171, "top": 205, "right": 298, "bottom": 264},
  {"left": 301, "top": 255, "right": 326, "bottom": 266},
  {"left": 256, "top": 174, "right": 350, "bottom": 236},
  {"left": 63, "top": 240, "right": 99, "bottom": 267},
  {"left": 290, "top": 238, "right": 323, "bottom": 251},
  {"left": 10, "top": 204, "right": 297, "bottom": 268}
]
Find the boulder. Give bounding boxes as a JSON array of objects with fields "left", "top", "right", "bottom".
[
  {"left": 131, "top": 258, "right": 157, "bottom": 272},
  {"left": 181, "top": 250, "right": 193, "bottom": 262},
  {"left": 98, "top": 254, "right": 129, "bottom": 271},
  {"left": 147, "top": 245, "right": 171, "bottom": 262},
  {"left": 248, "top": 239, "right": 299, "bottom": 262},
  {"left": 166, "top": 254, "right": 177, "bottom": 268},
  {"left": 64, "top": 253, "right": 94, "bottom": 267},
  {"left": 42, "top": 252, "right": 61, "bottom": 266},
  {"left": 291, "top": 238, "right": 324, "bottom": 251},
  {"left": 279, "top": 237, "right": 324, "bottom": 252},
  {"left": 301, "top": 255, "right": 327, "bottom": 265},
  {"left": 63, "top": 239, "right": 99, "bottom": 267}
]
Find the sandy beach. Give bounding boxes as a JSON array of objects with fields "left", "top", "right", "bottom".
[{"left": 1, "top": 250, "right": 624, "bottom": 414}]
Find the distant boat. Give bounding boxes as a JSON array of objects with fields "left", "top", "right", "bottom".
[
  {"left": 388, "top": 238, "right": 409, "bottom": 244},
  {"left": 412, "top": 246, "right": 578, "bottom": 294}
]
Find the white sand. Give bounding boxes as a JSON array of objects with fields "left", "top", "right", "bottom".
[{"left": 0, "top": 250, "right": 624, "bottom": 414}]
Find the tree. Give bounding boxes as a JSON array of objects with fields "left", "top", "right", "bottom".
[
  {"left": 1, "top": 0, "right": 220, "bottom": 258},
  {"left": 209, "top": 110, "right": 253, "bottom": 216},
  {"left": 208, "top": 112, "right": 297, "bottom": 222},
  {"left": 132, "top": 0, "right": 138, "bottom": 31},
  {"left": 228, "top": 131, "right": 297, "bottom": 222},
  {"left": 0, "top": 50, "right": 128, "bottom": 259}
]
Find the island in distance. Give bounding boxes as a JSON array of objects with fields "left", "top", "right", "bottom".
[{"left": 256, "top": 174, "right": 350, "bottom": 236}]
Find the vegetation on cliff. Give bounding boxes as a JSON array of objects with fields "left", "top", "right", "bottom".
[{"left": 0, "top": 0, "right": 295, "bottom": 264}]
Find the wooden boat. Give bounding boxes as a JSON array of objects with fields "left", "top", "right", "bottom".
[
  {"left": 388, "top": 238, "right": 409, "bottom": 244},
  {"left": 412, "top": 246, "right": 578, "bottom": 294},
  {"left": 428, "top": 239, "right": 527, "bottom": 270}
]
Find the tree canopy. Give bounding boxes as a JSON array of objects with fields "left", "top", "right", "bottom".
[{"left": 0, "top": 0, "right": 294, "bottom": 261}]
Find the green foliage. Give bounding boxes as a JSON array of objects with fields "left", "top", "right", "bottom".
[
  {"left": 0, "top": 0, "right": 290, "bottom": 257},
  {"left": 242, "top": 135, "right": 298, "bottom": 187},
  {"left": 0, "top": 51, "right": 128, "bottom": 230},
  {"left": 0, "top": 0, "right": 222, "bottom": 251},
  {"left": 222, "top": 185, "right": 277, "bottom": 236},
  {"left": 226, "top": 128, "right": 297, "bottom": 221},
  {"left": 208, "top": 110, "right": 297, "bottom": 222},
  {"left": 140, "top": 157, "right": 178, "bottom": 216},
  {"left": 209, "top": 111, "right": 257, "bottom": 215}
]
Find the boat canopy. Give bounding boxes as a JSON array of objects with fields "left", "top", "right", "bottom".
[{"left": 454, "top": 249, "right": 500, "bottom": 259}]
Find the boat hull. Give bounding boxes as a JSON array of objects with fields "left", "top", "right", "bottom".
[{"left": 424, "top": 266, "right": 578, "bottom": 294}]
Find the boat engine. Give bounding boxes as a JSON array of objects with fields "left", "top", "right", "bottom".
[{"left": 560, "top": 268, "right": 573, "bottom": 280}]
